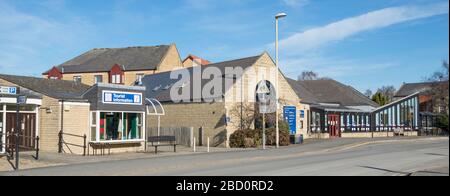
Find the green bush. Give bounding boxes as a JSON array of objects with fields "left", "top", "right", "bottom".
[
  {"left": 230, "top": 121, "right": 291, "bottom": 148},
  {"left": 263, "top": 121, "right": 291, "bottom": 146},
  {"left": 437, "top": 115, "right": 449, "bottom": 132},
  {"left": 229, "top": 129, "right": 261, "bottom": 148}
]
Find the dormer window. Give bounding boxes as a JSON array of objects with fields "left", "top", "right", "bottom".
[
  {"left": 111, "top": 74, "right": 122, "bottom": 84},
  {"left": 109, "top": 64, "right": 124, "bottom": 84}
]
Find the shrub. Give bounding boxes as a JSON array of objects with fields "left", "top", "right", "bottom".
[
  {"left": 437, "top": 115, "right": 449, "bottom": 133},
  {"left": 263, "top": 121, "right": 291, "bottom": 146},
  {"left": 229, "top": 129, "right": 261, "bottom": 148}
]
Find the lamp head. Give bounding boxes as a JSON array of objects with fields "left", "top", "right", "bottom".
[{"left": 275, "top": 13, "right": 287, "bottom": 19}]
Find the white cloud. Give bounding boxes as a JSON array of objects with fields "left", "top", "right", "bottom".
[
  {"left": 276, "top": 2, "right": 449, "bottom": 55},
  {"left": 281, "top": 55, "right": 398, "bottom": 79},
  {"left": 283, "top": 0, "right": 309, "bottom": 7}
]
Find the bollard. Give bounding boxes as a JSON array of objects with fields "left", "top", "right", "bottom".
[
  {"left": 207, "top": 137, "right": 210, "bottom": 153},
  {"left": 193, "top": 137, "right": 196, "bottom": 152}
]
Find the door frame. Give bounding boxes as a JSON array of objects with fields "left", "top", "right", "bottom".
[{"left": 328, "top": 114, "right": 341, "bottom": 138}]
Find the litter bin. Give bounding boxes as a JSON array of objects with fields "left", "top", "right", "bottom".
[{"left": 290, "top": 135, "right": 304, "bottom": 144}]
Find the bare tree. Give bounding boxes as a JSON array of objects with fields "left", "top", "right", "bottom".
[
  {"left": 364, "top": 89, "right": 373, "bottom": 98},
  {"left": 298, "top": 71, "right": 319, "bottom": 81},
  {"left": 426, "top": 60, "right": 449, "bottom": 115},
  {"left": 377, "top": 86, "right": 396, "bottom": 103},
  {"left": 229, "top": 103, "right": 256, "bottom": 130}
]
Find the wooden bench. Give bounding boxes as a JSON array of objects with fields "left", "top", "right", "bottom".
[
  {"left": 88, "top": 142, "right": 112, "bottom": 156},
  {"left": 147, "top": 136, "right": 177, "bottom": 154}
]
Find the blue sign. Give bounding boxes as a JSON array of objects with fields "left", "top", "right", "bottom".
[
  {"left": 283, "top": 106, "right": 297, "bottom": 135},
  {"left": 103, "top": 91, "right": 142, "bottom": 105},
  {"left": 0, "top": 86, "right": 17, "bottom": 95},
  {"left": 300, "top": 110, "right": 305, "bottom": 119}
]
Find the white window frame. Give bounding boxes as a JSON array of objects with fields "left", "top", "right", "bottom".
[{"left": 91, "top": 110, "right": 145, "bottom": 143}]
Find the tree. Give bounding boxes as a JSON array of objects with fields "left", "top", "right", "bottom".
[
  {"left": 229, "top": 103, "right": 257, "bottom": 130},
  {"left": 429, "top": 60, "right": 449, "bottom": 82},
  {"left": 372, "top": 92, "right": 388, "bottom": 106},
  {"left": 298, "top": 71, "right": 319, "bottom": 81},
  {"left": 364, "top": 89, "right": 373, "bottom": 98},
  {"left": 426, "top": 60, "right": 449, "bottom": 116},
  {"left": 377, "top": 86, "right": 396, "bottom": 103}
]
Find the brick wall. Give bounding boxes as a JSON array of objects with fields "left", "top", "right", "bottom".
[
  {"left": 157, "top": 44, "right": 184, "bottom": 72},
  {"left": 146, "top": 102, "right": 227, "bottom": 147},
  {"left": 38, "top": 96, "right": 61, "bottom": 152}
]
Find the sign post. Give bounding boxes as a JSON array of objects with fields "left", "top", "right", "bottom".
[
  {"left": 15, "top": 95, "right": 26, "bottom": 171},
  {"left": 257, "top": 82, "right": 271, "bottom": 150}
]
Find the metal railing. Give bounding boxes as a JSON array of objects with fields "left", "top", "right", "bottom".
[
  {"left": 58, "top": 130, "right": 87, "bottom": 156},
  {"left": 1, "top": 132, "right": 39, "bottom": 160}
]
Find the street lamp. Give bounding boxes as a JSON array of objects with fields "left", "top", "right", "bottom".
[{"left": 275, "top": 12, "right": 287, "bottom": 148}]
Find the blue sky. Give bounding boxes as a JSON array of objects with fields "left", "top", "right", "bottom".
[{"left": 0, "top": 0, "right": 448, "bottom": 93}]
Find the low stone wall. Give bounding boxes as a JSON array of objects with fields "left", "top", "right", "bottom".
[
  {"left": 306, "top": 133, "right": 330, "bottom": 139},
  {"left": 341, "top": 131, "right": 418, "bottom": 138}
]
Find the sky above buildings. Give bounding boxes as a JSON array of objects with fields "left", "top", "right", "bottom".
[{"left": 0, "top": 0, "right": 448, "bottom": 92}]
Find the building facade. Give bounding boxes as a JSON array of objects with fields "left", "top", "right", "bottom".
[
  {"left": 142, "top": 52, "right": 305, "bottom": 147},
  {"left": 1, "top": 74, "right": 147, "bottom": 155},
  {"left": 287, "top": 79, "right": 421, "bottom": 138},
  {"left": 42, "top": 44, "right": 185, "bottom": 86}
]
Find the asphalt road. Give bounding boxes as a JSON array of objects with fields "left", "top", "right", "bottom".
[{"left": 2, "top": 137, "right": 449, "bottom": 176}]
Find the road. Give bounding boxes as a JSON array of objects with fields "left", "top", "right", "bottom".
[{"left": 1, "top": 137, "right": 448, "bottom": 176}]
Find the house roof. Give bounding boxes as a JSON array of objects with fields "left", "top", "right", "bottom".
[
  {"left": 395, "top": 81, "right": 448, "bottom": 97},
  {"left": 286, "top": 78, "right": 317, "bottom": 104},
  {"left": 183, "top": 54, "right": 211, "bottom": 65},
  {"left": 0, "top": 74, "right": 90, "bottom": 100},
  {"left": 142, "top": 54, "right": 262, "bottom": 102},
  {"left": 43, "top": 45, "right": 172, "bottom": 74},
  {"left": 288, "top": 79, "right": 379, "bottom": 108}
]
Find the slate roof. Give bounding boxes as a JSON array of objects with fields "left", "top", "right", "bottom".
[
  {"left": 0, "top": 74, "right": 90, "bottom": 100},
  {"left": 287, "top": 78, "right": 379, "bottom": 108},
  {"left": 286, "top": 78, "right": 318, "bottom": 104},
  {"left": 142, "top": 54, "right": 262, "bottom": 102},
  {"left": 43, "top": 45, "right": 171, "bottom": 74},
  {"left": 395, "top": 81, "right": 448, "bottom": 97}
]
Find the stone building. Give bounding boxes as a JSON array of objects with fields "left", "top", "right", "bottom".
[
  {"left": 142, "top": 52, "right": 304, "bottom": 147},
  {"left": 42, "top": 44, "right": 185, "bottom": 86}
]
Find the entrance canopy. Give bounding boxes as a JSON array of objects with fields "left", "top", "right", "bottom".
[{"left": 145, "top": 98, "right": 165, "bottom": 116}]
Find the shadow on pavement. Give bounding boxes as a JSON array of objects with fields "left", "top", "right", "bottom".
[{"left": 358, "top": 165, "right": 412, "bottom": 176}]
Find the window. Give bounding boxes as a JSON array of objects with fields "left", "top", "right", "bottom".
[
  {"left": 94, "top": 75, "right": 103, "bottom": 84},
  {"left": 49, "top": 76, "right": 59, "bottom": 80},
  {"left": 111, "top": 74, "right": 122, "bottom": 84},
  {"left": 95, "top": 112, "right": 143, "bottom": 142},
  {"left": 136, "top": 74, "right": 144, "bottom": 85},
  {"left": 299, "top": 120, "right": 304, "bottom": 129},
  {"left": 73, "top": 76, "right": 82, "bottom": 83}
]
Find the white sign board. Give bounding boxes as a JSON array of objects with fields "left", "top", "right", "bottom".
[
  {"left": 102, "top": 90, "right": 142, "bottom": 105},
  {"left": 0, "top": 86, "right": 17, "bottom": 95}
]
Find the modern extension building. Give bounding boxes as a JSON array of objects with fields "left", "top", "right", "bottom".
[
  {"left": 395, "top": 81, "right": 449, "bottom": 132},
  {"left": 287, "top": 79, "right": 421, "bottom": 138},
  {"left": 42, "top": 44, "right": 185, "bottom": 86}
]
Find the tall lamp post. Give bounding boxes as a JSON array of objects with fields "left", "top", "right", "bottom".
[{"left": 275, "top": 13, "right": 287, "bottom": 148}]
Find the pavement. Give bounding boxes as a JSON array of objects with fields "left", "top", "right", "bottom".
[{"left": 0, "top": 137, "right": 448, "bottom": 176}]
